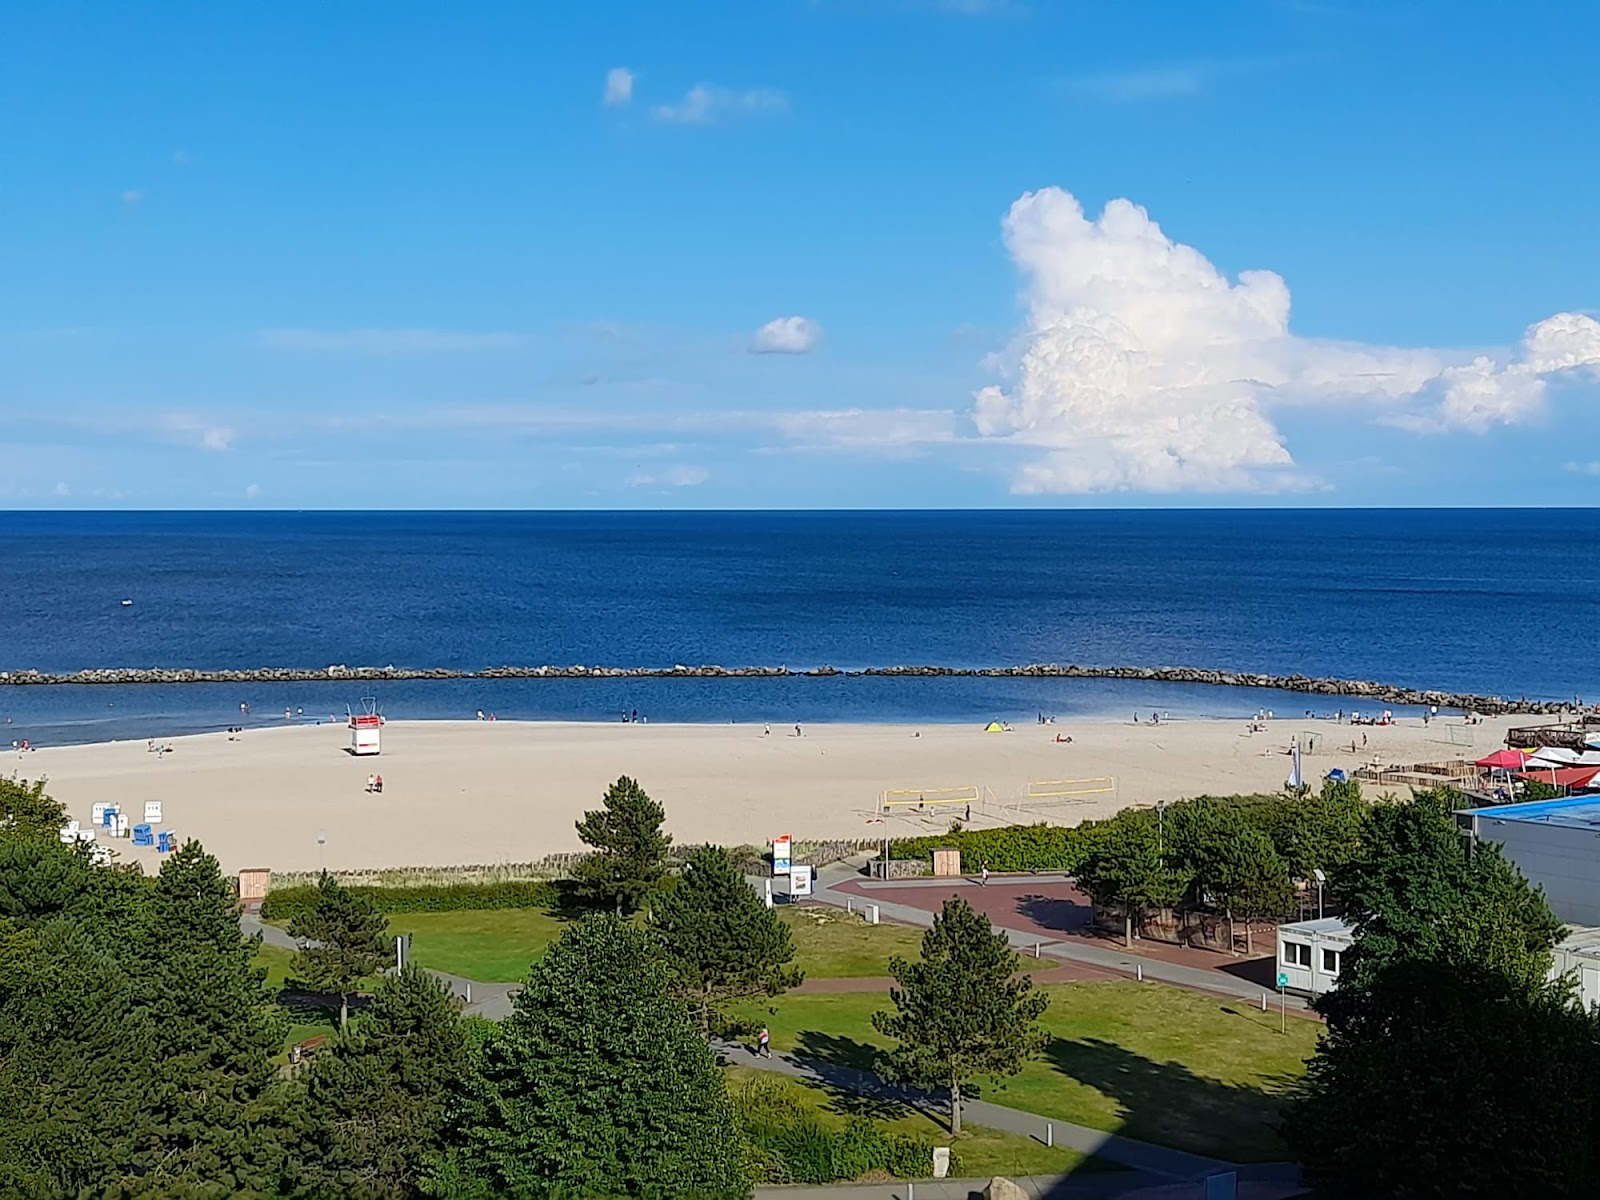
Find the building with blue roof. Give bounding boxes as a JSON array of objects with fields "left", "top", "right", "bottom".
[{"left": 1457, "top": 796, "right": 1600, "bottom": 927}]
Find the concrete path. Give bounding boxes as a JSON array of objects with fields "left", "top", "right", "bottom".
[
  {"left": 241, "top": 913, "right": 518, "bottom": 1020},
  {"left": 719, "top": 1039, "right": 1231, "bottom": 1184},
  {"left": 813, "top": 863, "right": 1312, "bottom": 1014}
]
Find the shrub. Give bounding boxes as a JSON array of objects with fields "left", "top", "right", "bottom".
[
  {"left": 260, "top": 879, "right": 561, "bottom": 922},
  {"left": 733, "top": 1076, "right": 941, "bottom": 1183}
]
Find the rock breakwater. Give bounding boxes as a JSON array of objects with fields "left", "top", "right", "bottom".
[{"left": 0, "top": 662, "right": 1572, "bottom": 715}]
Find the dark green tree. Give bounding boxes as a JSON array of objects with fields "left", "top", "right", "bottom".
[
  {"left": 1332, "top": 790, "right": 1562, "bottom": 992},
  {"left": 0, "top": 918, "right": 159, "bottom": 1198},
  {"left": 1209, "top": 828, "right": 1293, "bottom": 955},
  {"left": 1284, "top": 956, "right": 1600, "bottom": 1197},
  {"left": 289, "top": 871, "right": 391, "bottom": 1032},
  {"left": 573, "top": 776, "right": 672, "bottom": 916},
  {"left": 287, "top": 964, "right": 469, "bottom": 1199},
  {"left": 651, "top": 844, "right": 803, "bottom": 1033},
  {"left": 1073, "top": 809, "right": 1185, "bottom": 946},
  {"left": 432, "top": 915, "right": 747, "bottom": 1199},
  {"left": 128, "top": 839, "right": 285, "bottom": 1193},
  {"left": 872, "top": 897, "right": 1048, "bottom": 1135},
  {"left": 0, "top": 835, "right": 96, "bottom": 923},
  {"left": 1258, "top": 777, "right": 1371, "bottom": 882},
  {"left": 0, "top": 776, "right": 67, "bottom": 840}
]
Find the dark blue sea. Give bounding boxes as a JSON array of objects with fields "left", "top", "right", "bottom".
[{"left": 1, "top": 510, "right": 1595, "bottom": 744}]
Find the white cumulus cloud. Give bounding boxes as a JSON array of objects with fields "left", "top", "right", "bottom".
[
  {"left": 973, "top": 188, "right": 1600, "bottom": 493},
  {"left": 652, "top": 84, "right": 788, "bottom": 125},
  {"left": 603, "top": 67, "right": 634, "bottom": 108},
  {"left": 752, "top": 316, "right": 822, "bottom": 355}
]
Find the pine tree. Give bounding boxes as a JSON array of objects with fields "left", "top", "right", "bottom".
[
  {"left": 573, "top": 776, "right": 672, "bottom": 916},
  {"left": 128, "top": 839, "right": 285, "bottom": 1193},
  {"left": 651, "top": 844, "right": 803, "bottom": 1033},
  {"left": 289, "top": 872, "right": 391, "bottom": 1032},
  {"left": 1073, "top": 810, "right": 1184, "bottom": 947},
  {"left": 433, "top": 915, "right": 748, "bottom": 1199},
  {"left": 873, "top": 897, "right": 1048, "bottom": 1135},
  {"left": 0, "top": 918, "right": 160, "bottom": 1197},
  {"left": 1208, "top": 828, "right": 1292, "bottom": 955},
  {"left": 288, "top": 964, "right": 469, "bottom": 1199},
  {"left": 0, "top": 776, "right": 67, "bottom": 840}
]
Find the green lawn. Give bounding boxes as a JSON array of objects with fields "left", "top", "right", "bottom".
[
  {"left": 726, "top": 981, "right": 1319, "bottom": 1163},
  {"left": 386, "top": 908, "right": 574, "bottom": 983},
  {"left": 253, "top": 943, "right": 298, "bottom": 990},
  {"left": 724, "top": 1066, "right": 1117, "bottom": 1181},
  {"left": 309, "top": 903, "right": 925, "bottom": 985},
  {"left": 781, "top": 907, "right": 927, "bottom": 978}
]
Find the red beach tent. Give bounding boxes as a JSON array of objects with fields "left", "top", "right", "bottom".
[
  {"left": 1515, "top": 766, "right": 1600, "bottom": 790},
  {"left": 1476, "top": 749, "right": 1536, "bottom": 770}
]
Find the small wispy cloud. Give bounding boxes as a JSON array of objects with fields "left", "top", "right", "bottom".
[
  {"left": 629, "top": 464, "right": 709, "bottom": 488},
  {"left": 260, "top": 328, "right": 531, "bottom": 353},
  {"left": 201, "top": 427, "right": 234, "bottom": 451},
  {"left": 752, "top": 316, "right": 823, "bottom": 355},
  {"left": 173, "top": 149, "right": 190, "bottom": 166},
  {"left": 121, "top": 188, "right": 144, "bottom": 205},
  {"left": 1068, "top": 66, "right": 1208, "bottom": 103},
  {"left": 244, "top": 482, "right": 262, "bottom": 498},
  {"left": 1564, "top": 461, "right": 1600, "bottom": 476},
  {"left": 603, "top": 67, "right": 634, "bottom": 108},
  {"left": 652, "top": 84, "right": 788, "bottom": 125},
  {"left": 160, "top": 415, "right": 235, "bottom": 451},
  {"left": 54, "top": 481, "right": 70, "bottom": 497}
]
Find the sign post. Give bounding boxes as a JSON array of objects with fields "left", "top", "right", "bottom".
[
  {"left": 772, "top": 834, "right": 792, "bottom": 877},
  {"left": 1277, "top": 972, "right": 1289, "bottom": 1034}
]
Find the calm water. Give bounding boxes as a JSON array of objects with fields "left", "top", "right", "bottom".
[{"left": 1, "top": 509, "right": 1595, "bottom": 743}]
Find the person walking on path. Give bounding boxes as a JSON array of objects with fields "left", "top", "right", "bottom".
[
  {"left": 980, "top": 862, "right": 989, "bottom": 887},
  {"left": 758, "top": 1026, "right": 771, "bottom": 1058}
]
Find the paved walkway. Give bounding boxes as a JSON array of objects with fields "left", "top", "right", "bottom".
[
  {"left": 241, "top": 913, "right": 518, "bottom": 1020},
  {"left": 725, "top": 1040, "right": 1246, "bottom": 1184},
  {"left": 815, "top": 864, "right": 1314, "bottom": 1015}
]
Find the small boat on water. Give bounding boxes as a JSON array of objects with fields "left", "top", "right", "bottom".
[{"left": 120, "top": 598, "right": 133, "bottom": 606}]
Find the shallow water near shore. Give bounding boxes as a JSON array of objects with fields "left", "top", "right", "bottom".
[{"left": 2, "top": 508, "right": 1595, "bottom": 745}]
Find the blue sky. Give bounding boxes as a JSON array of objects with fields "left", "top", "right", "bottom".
[{"left": 2, "top": 0, "right": 1598, "bottom": 508}]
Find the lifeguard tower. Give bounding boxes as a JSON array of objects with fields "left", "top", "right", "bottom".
[{"left": 349, "top": 697, "right": 383, "bottom": 757}]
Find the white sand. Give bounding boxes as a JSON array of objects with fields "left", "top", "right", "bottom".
[{"left": 21, "top": 714, "right": 1518, "bottom": 876}]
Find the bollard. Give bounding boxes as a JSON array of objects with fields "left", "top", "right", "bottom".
[
  {"left": 1046, "top": 1122, "right": 1054, "bottom": 1147},
  {"left": 908, "top": 1182, "right": 914, "bottom": 1200},
  {"left": 1261, "top": 992, "right": 1269, "bottom": 1012},
  {"left": 1034, "top": 941, "right": 1041, "bottom": 959},
  {"left": 1136, "top": 963, "right": 1143, "bottom": 982},
  {"left": 466, "top": 982, "right": 472, "bottom": 1004}
]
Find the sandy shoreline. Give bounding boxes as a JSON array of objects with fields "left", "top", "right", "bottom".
[{"left": 21, "top": 714, "right": 1519, "bottom": 876}]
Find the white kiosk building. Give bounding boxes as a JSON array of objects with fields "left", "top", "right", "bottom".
[
  {"left": 349, "top": 698, "right": 383, "bottom": 756},
  {"left": 1276, "top": 916, "right": 1354, "bottom": 997}
]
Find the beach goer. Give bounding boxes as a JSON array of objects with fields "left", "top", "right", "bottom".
[
  {"left": 366, "top": 774, "right": 376, "bottom": 793},
  {"left": 795, "top": 724, "right": 802, "bottom": 738},
  {"left": 964, "top": 803, "right": 971, "bottom": 822},
  {"left": 980, "top": 862, "right": 989, "bottom": 887},
  {"left": 758, "top": 1026, "right": 771, "bottom": 1058},
  {"left": 764, "top": 723, "right": 771, "bottom": 736},
  {"left": 374, "top": 774, "right": 384, "bottom": 793}
]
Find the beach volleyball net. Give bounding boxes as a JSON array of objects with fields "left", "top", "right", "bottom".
[
  {"left": 1013, "top": 776, "right": 1119, "bottom": 811},
  {"left": 879, "top": 785, "right": 981, "bottom": 816}
]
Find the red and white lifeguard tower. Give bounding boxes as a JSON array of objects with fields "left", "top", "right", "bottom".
[{"left": 348, "top": 697, "right": 383, "bottom": 756}]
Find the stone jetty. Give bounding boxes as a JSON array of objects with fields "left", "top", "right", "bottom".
[{"left": 0, "top": 662, "right": 1572, "bottom": 715}]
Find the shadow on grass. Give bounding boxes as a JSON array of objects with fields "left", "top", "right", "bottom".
[
  {"left": 793, "top": 1028, "right": 881, "bottom": 1073},
  {"left": 1042, "top": 1035, "right": 1300, "bottom": 1163}
]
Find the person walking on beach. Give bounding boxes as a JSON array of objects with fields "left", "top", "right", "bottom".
[{"left": 757, "top": 1026, "right": 771, "bottom": 1058}]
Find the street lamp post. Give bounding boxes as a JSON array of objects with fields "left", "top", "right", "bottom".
[{"left": 1312, "top": 867, "right": 1326, "bottom": 920}]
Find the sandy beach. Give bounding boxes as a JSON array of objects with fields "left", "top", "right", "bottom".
[{"left": 20, "top": 714, "right": 1519, "bottom": 875}]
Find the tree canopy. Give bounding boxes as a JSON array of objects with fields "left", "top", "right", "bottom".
[
  {"left": 290, "top": 871, "right": 392, "bottom": 1032},
  {"left": 1285, "top": 791, "right": 1597, "bottom": 1197},
  {"left": 873, "top": 897, "right": 1048, "bottom": 1135},
  {"left": 433, "top": 915, "right": 748, "bottom": 1199},
  {"left": 651, "top": 844, "right": 803, "bottom": 1033},
  {"left": 290, "top": 964, "right": 470, "bottom": 1200},
  {"left": 573, "top": 776, "right": 672, "bottom": 916}
]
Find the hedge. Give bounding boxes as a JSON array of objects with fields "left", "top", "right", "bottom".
[
  {"left": 259, "top": 879, "right": 562, "bottom": 922},
  {"left": 887, "top": 822, "right": 1093, "bottom": 874}
]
